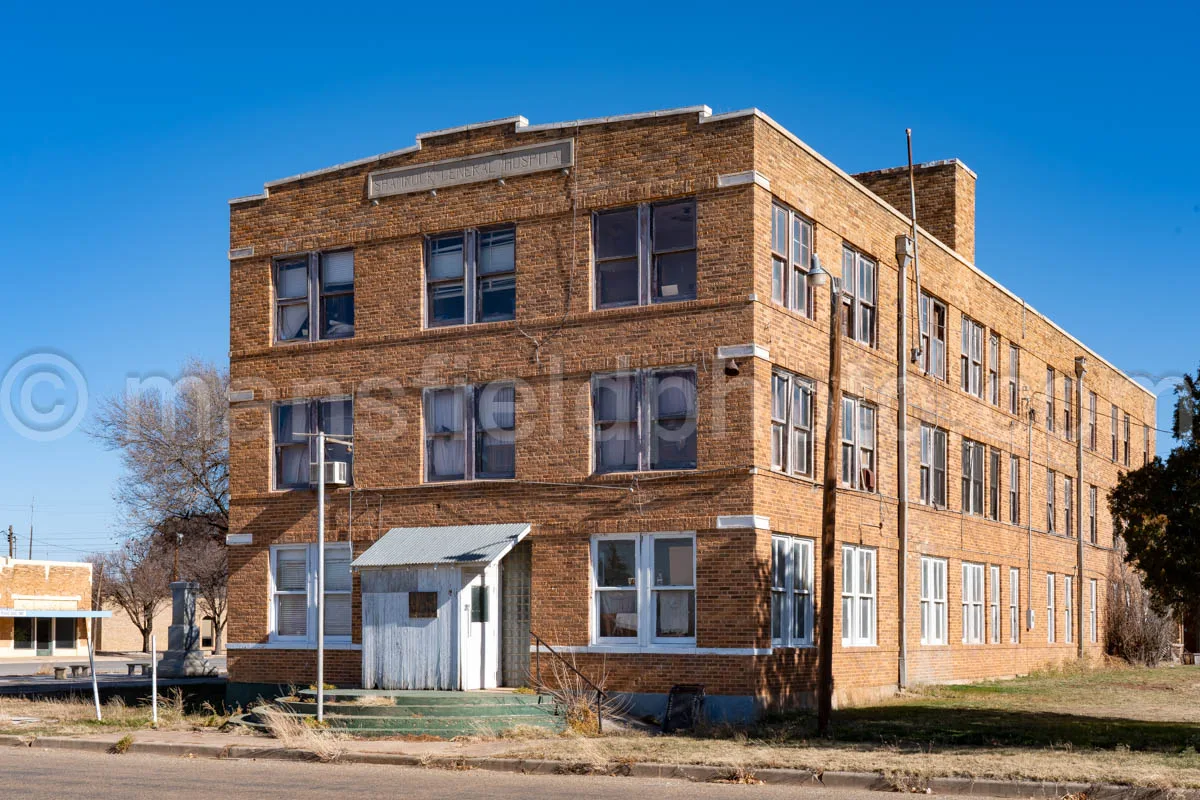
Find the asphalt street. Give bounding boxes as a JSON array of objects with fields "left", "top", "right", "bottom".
[{"left": 0, "top": 746, "right": 976, "bottom": 800}]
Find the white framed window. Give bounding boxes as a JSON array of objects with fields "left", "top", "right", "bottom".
[
  {"left": 962, "top": 562, "right": 985, "bottom": 644},
  {"left": 426, "top": 227, "right": 517, "bottom": 327},
  {"left": 1089, "top": 578, "right": 1098, "bottom": 643},
  {"left": 1047, "top": 573, "right": 1056, "bottom": 643},
  {"left": 988, "top": 448, "right": 1001, "bottom": 521},
  {"left": 272, "top": 397, "right": 353, "bottom": 490},
  {"left": 989, "top": 564, "right": 1001, "bottom": 643},
  {"left": 988, "top": 334, "right": 1000, "bottom": 405},
  {"left": 1111, "top": 403, "right": 1119, "bottom": 461},
  {"left": 771, "top": 203, "right": 815, "bottom": 318},
  {"left": 1064, "top": 376, "right": 1074, "bottom": 441},
  {"left": 841, "top": 246, "right": 876, "bottom": 347},
  {"left": 1009, "top": 567, "right": 1020, "bottom": 643},
  {"left": 771, "top": 536, "right": 814, "bottom": 647},
  {"left": 1123, "top": 413, "right": 1131, "bottom": 466},
  {"left": 841, "top": 396, "right": 876, "bottom": 491},
  {"left": 1008, "top": 344, "right": 1020, "bottom": 414},
  {"left": 274, "top": 249, "right": 355, "bottom": 343},
  {"left": 919, "top": 424, "right": 947, "bottom": 507},
  {"left": 1089, "top": 484, "right": 1098, "bottom": 543},
  {"left": 1046, "top": 368, "right": 1056, "bottom": 432},
  {"left": 1088, "top": 391, "right": 1098, "bottom": 451},
  {"left": 424, "top": 382, "right": 516, "bottom": 483},
  {"left": 961, "top": 317, "right": 983, "bottom": 397},
  {"left": 269, "top": 542, "right": 352, "bottom": 643},
  {"left": 918, "top": 293, "right": 947, "bottom": 380},
  {"left": 594, "top": 200, "right": 696, "bottom": 309},
  {"left": 593, "top": 367, "right": 697, "bottom": 474},
  {"left": 1065, "top": 476, "right": 1074, "bottom": 536},
  {"left": 919, "top": 556, "right": 947, "bottom": 645},
  {"left": 1047, "top": 469, "right": 1056, "bottom": 533},
  {"left": 1064, "top": 575, "right": 1074, "bottom": 643},
  {"left": 771, "top": 371, "right": 815, "bottom": 478},
  {"left": 1009, "top": 455, "right": 1021, "bottom": 525},
  {"left": 961, "top": 439, "right": 985, "bottom": 515},
  {"left": 591, "top": 533, "right": 696, "bottom": 646},
  {"left": 841, "top": 545, "right": 876, "bottom": 646}
]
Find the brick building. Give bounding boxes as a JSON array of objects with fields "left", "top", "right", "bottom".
[
  {"left": 224, "top": 106, "right": 1155, "bottom": 717},
  {"left": 0, "top": 557, "right": 93, "bottom": 658}
]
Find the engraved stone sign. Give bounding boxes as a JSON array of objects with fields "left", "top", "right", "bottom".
[{"left": 368, "top": 139, "right": 573, "bottom": 198}]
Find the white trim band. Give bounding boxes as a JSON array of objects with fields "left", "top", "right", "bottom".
[
  {"left": 716, "top": 344, "right": 769, "bottom": 361},
  {"left": 716, "top": 515, "right": 771, "bottom": 530},
  {"left": 226, "top": 641, "right": 362, "bottom": 651},
  {"left": 716, "top": 170, "right": 770, "bottom": 191},
  {"left": 531, "top": 644, "right": 773, "bottom": 656},
  {"left": 225, "top": 533, "right": 253, "bottom": 546}
]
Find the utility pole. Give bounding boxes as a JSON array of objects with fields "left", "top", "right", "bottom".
[
  {"left": 27, "top": 498, "right": 34, "bottom": 560},
  {"left": 816, "top": 268, "right": 844, "bottom": 736},
  {"left": 6, "top": 525, "right": 14, "bottom": 559}
]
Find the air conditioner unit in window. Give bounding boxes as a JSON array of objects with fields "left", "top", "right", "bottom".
[
  {"left": 310, "top": 460, "right": 350, "bottom": 487},
  {"left": 860, "top": 467, "right": 876, "bottom": 493}
]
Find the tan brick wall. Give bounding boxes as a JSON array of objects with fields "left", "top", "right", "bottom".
[
  {"left": 226, "top": 109, "right": 1154, "bottom": 707},
  {"left": 854, "top": 160, "right": 977, "bottom": 262},
  {"left": 0, "top": 558, "right": 93, "bottom": 654}
]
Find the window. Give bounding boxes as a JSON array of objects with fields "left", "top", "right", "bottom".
[
  {"left": 272, "top": 397, "right": 353, "bottom": 490},
  {"left": 409, "top": 592, "right": 438, "bottom": 619},
  {"left": 988, "top": 448, "right": 1001, "bottom": 521},
  {"left": 771, "top": 536, "right": 814, "bottom": 646},
  {"left": 1088, "top": 484, "right": 1098, "bottom": 543},
  {"left": 841, "top": 396, "right": 876, "bottom": 491},
  {"left": 1009, "top": 567, "right": 1021, "bottom": 643},
  {"left": 594, "top": 200, "right": 696, "bottom": 309},
  {"left": 841, "top": 545, "right": 876, "bottom": 646},
  {"left": 771, "top": 203, "right": 814, "bottom": 317},
  {"left": 1046, "top": 469, "right": 1056, "bottom": 533},
  {"left": 989, "top": 564, "right": 1001, "bottom": 643},
  {"left": 961, "top": 439, "right": 986, "bottom": 515},
  {"left": 1047, "top": 573, "right": 1056, "bottom": 643},
  {"left": 424, "top": 382, "right": 517, "bottom": 482},
  {"left": 1111, "top": 404, "right": 1119, "bottom": 461},
  {"left": 1008, "top": 344, "right": 1020, "bottom": 413},
  {"left": 593, "top": 368, "right": 697, "bottom": 473},
  {"left": 1065, "top": 476, "right": 1074, "bottom": 537},
  {"left": 274, "top": 250, "right": 355, "bottom": 343},
  {"left": 270, "top": 543, "right": 352, "bottom": 642},
  {"left": 1088, "top": 391, "right": 1097, "bottom": 451},
  {"left": 961, "top": 317, "right": 984, "bottom": 397},
  {"left": 1089, "top": 578, "right": 1098, "bottom": 643},
  {"left": 592, "top": 533, "right": 695, "bottom": 646},
  {"left": 988, "top": 334, "right": 1000, "bottom": 405},
  {"left": 426, "top": 225, "right": 517, "bottom": 327},
  {"left": 920, "top": 556, "right": 947, "bottom": 645},
  {"left": 841, "top": 246, "right": 876, "bottom": 346},
  {"left": 919, "top": 425, "right": 948, "bottom": 507},
  {"left": 1064, "top": 575, "right": 1074, "bottom": 644},
  {"left": 771, "top": 371, "right": 815, "bottom": 478},
  {"left": 1046, "top": 368, "right": 1056, "bottom": 432},
  {"left": 962, "top": 562, "right": 985, "bottom": 644},
  {"left": 1064, "top": 377, "right": 1074, "bottom": 441},
  {"left": 1009, "top": 455, "right": 1021, "bottom": 525},
  {"left": 1123, "top": 413, "right": 1131, "bottom": 466},
  {"left": 919, "top": 293, "right": 947, "bottom": 379}
]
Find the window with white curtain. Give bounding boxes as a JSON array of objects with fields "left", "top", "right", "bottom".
[
  {"left": 841, "top": 246, "right": 876, "bottom": 346},
  {"left": 274, "top": 250, "right": 356, "bottom": 343},
  {"left": 1009, "top": 567, "right": 1020, "bottom": 643},
  {"left": 771, "top": 536, "right": 814, "bottom": 646},
  {"left": 593, "top": 368, "right": 697, "bottom": 474},
  {"left": 961, "top": 317, "right": 984, "bottom": 397},
  {"left": 424, "top": 382, "right": 517, "bottom": 482},
  {"left": 918, "top": 293, "right": 947, "bottom": 380},
  {"left": 962, "top": 562, "right": 985, "bottom": 644},
  {"left": 594, "top": 200, "right": 696, "bottom": 309},
  {"left": 841, "top": 396, "right": 876, "bottom": 491},
  {"left": 426, "top": 226, "right": 517, "bottom": 327},
  {"left": 270, "top": 543, "right": 352, "bottom": 643},
  {"left": 989, "top": 564, "right": 1001, "bottom": 643},
  {"left": 920, "top": 556, "right": 947, "bottom": 645},
  {"left": 771, "top": 203, "right": 814, "bottom": 317},
  {"left": 919, "top": 425, "right": 947, "bottom": 507},
  {"left": 841, "top": 545, "right": 876, "bottom": 646},
  {"left": 1064, "top": 575, "right": 1074, "bottom": 643},
  {"left": 771, "top": 371, "right": 815, "bottom": 478},
  {"left": 272, "top": 397, "right": 353, "bottom": 490},
  {"left": 592, "top": 533, "right": 695, "bottom": 646}
]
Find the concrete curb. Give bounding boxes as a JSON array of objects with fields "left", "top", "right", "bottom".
[{"left": 1, "top": 734, "right": 1195, "bottom": 798}]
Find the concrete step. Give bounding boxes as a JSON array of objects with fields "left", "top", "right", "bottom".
[
  {"left": 295, "top": 688, "right": 549, "bottom": 706},
  {"left": 276, "top": 700, "right": 559, "bottom": 718}
]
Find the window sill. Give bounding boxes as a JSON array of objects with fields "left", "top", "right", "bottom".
[
  {"left": 423, "top": 477, "right": 518, "bottom": 486},
  {"left": 422, "top": 318, "right": 518, "bottom": 334},
  {"left": 771, "top": 643, "right": 816, "bottom": 650},
  {"left": 232, "top": 640, "right": 360, "bottom": 651},
  {"left": 768, "top": 468, "right": 818, "bottom": 486},
  {"left": 547, "top": 643, "right": 771, "bottom": 656},
  {"left": 592, "top": 468, "right": 698, "bottom": 479},
  {"left": 763, "top": 302, "right": 818, "bottom": 327}
]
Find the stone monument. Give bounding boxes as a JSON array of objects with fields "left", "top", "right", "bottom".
[{"left": 157, "top": 580, "right": 215, "bottom": 677}]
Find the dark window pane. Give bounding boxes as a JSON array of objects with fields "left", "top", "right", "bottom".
[
  {"left": 476, "top": 430, "right": 515, "bottom": 478},
  {"left": 275, "top": 402, "right": 310, "bottom": 445},
  {"left": 652, "top": 201, "right": 695, "bottom": 252},
  {"left": 597, "top": 258, "right": 638, "bottom": 307},
  {"left": 598, "top": 591, "right": 637, "bottom": 637},
  {"left": 429, "top": 283, "right": 465, "bottom": 326},
  {"left": 478, "top": 275, "right": 516, "bottom": 322},
  {"left": 596, "top": 540, "right": 636, "bottom": 587},
  {"left": 276, "top": 259, "right": 309, "bottom": 299},
  {"left": 409, "top": 592, "right": 438, "bottom": 619},
  {"left": 13, "top": 618, "right": 32, "bottom": 649},
  {"left": 277, "top": 302, "right": 309, "bottom": 341},
  {"left": 276, "top": 444, "right": 309, "bottom": 488},
  {"left": 653, "top": 251, "right": 696, "bottom": 302},
  {"left": 321, "top": 294, "right": 355, "bottom": 338},
  {"left": 478, "top": 227, "right": 515, "bottom": 275},
  {"left": 428, "top": 235, "right": 465, "bottom": 280},
  {"left": 595, "top": 374, "right": 636, "bottom": 422},
  {"left": 55, "top": 619, "right": 76, "bottom": 650},
  {"left": 595, "top": 208, "right": 638, "bottom": 259},
  {"left": 596, "top": 422, "right": 638, "bottom": 471},
  {"left": 320, "top": 251, "right": 354, "bottom": 291},
  {"left": 652, "top": 418, "right": 696, "bottom": 469}
]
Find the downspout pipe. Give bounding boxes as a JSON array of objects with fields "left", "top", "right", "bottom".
[{"left": 1075, "top": 357, "right": 1088, "bottom": 658}]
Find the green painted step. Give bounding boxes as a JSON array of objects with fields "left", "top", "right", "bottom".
[
  {"left": 277, "top": 700, "right": 558, "bottom": 718},
  {"left": 296, "top": 689, "right": 550, "bottom": 706}
]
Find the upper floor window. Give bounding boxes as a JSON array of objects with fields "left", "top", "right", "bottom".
[
  {"left": 918, "top": 293, "right": 947, "bottom": 380},
  {"left": 988, "top": 448, "right": 1001, "bottom": 521},
  {"left": 1088, "top": 484, "right": 1098, "bottom": 543},
  {"left": 988, "top": 334, "right": 1000, "bottom": 405},
  {"left": 1046, "top": 468, "right": 1056, "bottom": 533},
  {"left": 771, "top": 536, "right": 814, "bottom": 647},
  {"left": 841, "top": 246, "right": 876, "bottom": 346},
  {"left": 771, "top": 371, "right": 815, "bottom": 478},
  {"left": 840, "top": 396, "right": 876, "bottom": 491},
  {"left": 426, "top": 226, "right": 516, "bottom": 328},
  {"left": 274, "top": 250, "right": 355, "bottom": 343},
  {"left": 961, "top": 439, "right": 986, "bottom": 515},
  {"left": 1007, "top": 345, "right": 1020, "bottom": 413},
  {"left": 1046, "top": 368, "right": 1056, "bottom": 432},
  {"left": 1009, "top": 455, "right": 1020, "bottom": 525},
  {"left": 1064, "top": 476, "right": 1074, "bottom": 536},
  {"left": 771, "top": 203, "right": 814, "bottom": 317},
  {"left": 1064, "top": 377, "right": 1075, "bottom": 441},
  {"left": 919, "top": 424, "right": 947, "bottom": 507},
  {"left": 960, "top": 317, "right": 983, "bottom": 397},
  {"left": 593, "top": 367, "right": 697, "bottom": 474},
  {"left": 1088, "top": 391, "right": 1097, "bottom": 450},
  {"left": 1111, "top": 404, "right": 1119, "bottom": 461},
  {"left": 272, "top": 397, "right": 353, "bottom": 490},
  {"left": 594, "top": 200, "right": 696, "bottom": 309},
  {"left": 423, "top": 382, "right": 516, "bottom": 482},
  {"left": 1123, "top": 413, "right": 1131, "bottom": 466}
]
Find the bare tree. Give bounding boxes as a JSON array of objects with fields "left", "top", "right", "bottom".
[
  {"left": 173, "top": 520, "right": 228, "bottom": 654},
  {"left": 94, "top": 537, "right": 172, "bottom": 653},
  {"left": 88, "top": 359, "right": 229, "bottom": 534}
]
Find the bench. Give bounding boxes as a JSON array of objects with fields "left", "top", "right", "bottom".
[
  {"left": 53, "top": 666, "right": 67, "bottom": 680},
  {"left": 69, "top": 665, "right": 89, "bottom": 678},
  {"left": 127, "top": 663, "right": 151, "bottom": 676}
]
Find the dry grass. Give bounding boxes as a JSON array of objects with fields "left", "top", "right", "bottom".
[
  {"left": 0, "top": 693, "right": 227, "bottom": 737},
  {"left": 256, "top": 705, "right": 349, "bottom": 762}
]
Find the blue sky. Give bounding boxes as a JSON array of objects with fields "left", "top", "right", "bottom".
[{"left": 1, "top": 1, "right": 1196, "bottom": 559}]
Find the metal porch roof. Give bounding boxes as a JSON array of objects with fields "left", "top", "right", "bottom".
[{"left": 351, "top": 523, "right": 531, "bottom": 569}]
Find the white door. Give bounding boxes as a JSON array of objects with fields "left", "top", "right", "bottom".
[{"left": 459, "top": 566, "right": 500, "bottom": 690}]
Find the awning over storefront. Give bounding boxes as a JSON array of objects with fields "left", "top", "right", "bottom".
[
  {"left": 351, "top": 523, "right": 531, "bottom": 569},
  {"left": 0, "top": 609, "right": 111, "bottom": 618}
]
